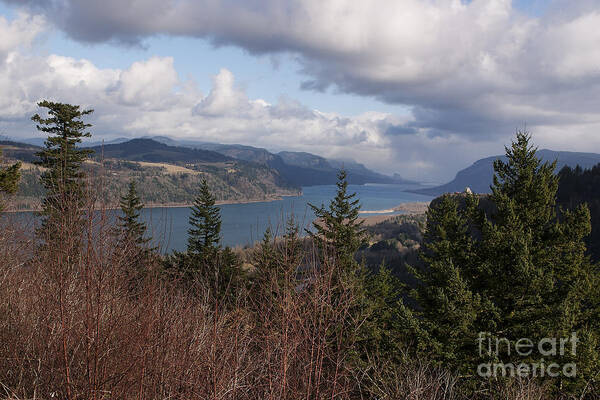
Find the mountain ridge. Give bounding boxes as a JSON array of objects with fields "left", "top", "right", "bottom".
[
  {"left": 13, "top": 135, "right": 411, "bottom": 186},
  {"left": 138, "top": 136, "right": 413, "bottom": 186},
  {"left": 413, "top": 149, "right": 600, "bottom": 196}
]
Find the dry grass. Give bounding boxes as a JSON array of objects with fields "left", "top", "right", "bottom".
[
  {"left": 0, "top": 191, "right": 583, "bottom": 400},
  {"left": 135, "top": 161, "right": 203, "bottom": 175}
]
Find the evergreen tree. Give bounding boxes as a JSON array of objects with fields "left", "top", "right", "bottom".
[
  {"left": 187, "top": 178, "right": 221, "bottom": 257},
  {"left": 309, "top": 169, "right": 371, "bottom": 388},
  {"left": 252, "top": 227, "right": 276, "bottom": 278},
  {"left": 409, "top": 193, "right": 484, "bottom": 368},
  {"left": 167, "top": 178, "right": 245, "bottom": 303},
  {"left": 409, "top": 131, "right": 599, "bottom": 393},
  {"left": 0, "top": 148, "right": 21, "bottom": 212},
  {"left": 309, "top": 169, "right": 366, "bottom": 270},
  {"left": 165, "top": 178, "right": 222, "bottom": 282},
  {"left": 480, "top": 132, "right": 597, "bottom": 390},
  {"left": 32, "top": 101, "right": 93, "bottom": 242},
  {"left": 281, "top": 216, "right": 304, "bottom": 272},
  {"left": 217, "top": 246, "right": 245, "bottom": 303},
  {"left": 116, "top": 180, "right": 154, "bottom": 268},
  {"left": 359, "top": 263, "right": 409, "bottom": 363}
]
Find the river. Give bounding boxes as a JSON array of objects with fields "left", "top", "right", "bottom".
[{"left": 139, "top": 183, "right": 432, "bottom": 252}]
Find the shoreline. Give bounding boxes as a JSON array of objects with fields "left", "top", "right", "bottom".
[
  {"left": 3, "top": 193, "right": 302, "bottom": 213},
  {"left": 4, "top": 197, "right": 429, "bottom": 216},
  {"left": 358, "top": 201, "right": 430, "bottom": 215},
  {"left": 358, "top": 201, "right": 429, "bottom": 226}
]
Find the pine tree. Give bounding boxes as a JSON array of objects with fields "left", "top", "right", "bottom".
[
  {"left": 187, "top": 178, "right": 221, "bottom": 257},
  {"left": 309, "top": 169, "right": 371, "bottom": 385},
  {"left": 281, "top": 216, "right": 304, "bottom": 272},
  {"left": 408, "top": 131, "right": 599, "bottom": 391},
  {"left": 409, "top": 193, "right": 483, "bottom": 368},
  {"left": 0, "top": 148, "right": 21, "bottom": 212},
  {"left": 360, "top": 263, "right": 409, "bottom": 363},
  {"left": 252, "top": 227, "right": 276, "bottom": 277},
  {"left": 479, "top": 132, "right": 597, "bottom": 390},
  {"left": 178, "top": 178, "right": 245, "bottom": 302},
  {"left": 309, "top": 169, "right": 366, "bottom": 270},
  {"left": 32, "top": 101, "right": 93, "bottom": 242},
  {"left": 116, "top": 180, "right": 153, "bottom": 269}
]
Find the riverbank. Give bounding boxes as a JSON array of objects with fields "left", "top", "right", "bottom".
[
  {"left": 359, "top": 201, "right": 429, "bottom": 226},
  {"left": 2, "top": 192, "right": 302, "bottom": 213},
  {"left": 358, "top": 201, "right": 429, "bottom": 216}
]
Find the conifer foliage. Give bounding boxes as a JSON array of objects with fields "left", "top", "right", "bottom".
[
  {"left": 188, "top": 178, "right": 222, "bottom": 257},
  {"left": 408, "top": 131, "right": 599, "bottom": 392},
  {"left": 0, "top": 148, "right": 21, "bottom": 211},
  {"left": 309, "top": 169, "right": 365, "bottom": 269},
  {"left": 32, "top": 101, "right": 93, "bottom": 241},
  {"left": 116, "top": 180, "right": 153, "bottom": 268},
  {"left": 165, "top": 178, "right": 244, "bottom": 303}
]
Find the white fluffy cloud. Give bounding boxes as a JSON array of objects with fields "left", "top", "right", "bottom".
[
  {"left": 117, "top": 57, "right": 178, "bottom": 107},
  {"left": 0, "top": 12, "right": 45, "bottom": 63},
  {"left": 0, "top": 29, "right": 410, "bottom": 176},
  {"left": 2, "top": 0, "right": 600, "bottom": 181}
]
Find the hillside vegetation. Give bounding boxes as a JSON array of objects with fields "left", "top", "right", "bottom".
[
  {"left": 2, "top": 102, "right": 599, "bottom": 400},
  {"left": 0, "top": 139, "right": 299, "bottom": 210}
]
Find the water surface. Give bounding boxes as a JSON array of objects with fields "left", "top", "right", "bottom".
[{"left": 140, "top": 183, "right": 432, "bottom": 252}]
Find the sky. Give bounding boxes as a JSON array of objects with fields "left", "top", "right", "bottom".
[{"left": 0, "top": 0, "right": 599, "bottom": 183}]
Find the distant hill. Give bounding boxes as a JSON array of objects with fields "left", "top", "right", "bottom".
[
  {"left": 0, "top": 139, "right": 299, "bottom": 210},
  {"left": 8, "top": 135, "right": 414, "bottom": 186},
  {"left": 0, "top": 141, "right": 41, "bottom": 163},
  {"left": 413, "top": 149, "right": 600, "bottom": 196},
  {"left": 142, "top": 135, "right": 411, "bottom": 186},
  {"left": 88, "top": 138, "right": 230, "bottom": 164}
]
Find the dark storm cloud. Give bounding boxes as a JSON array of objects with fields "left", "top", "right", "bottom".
[{"left": 4, "top": 0, "right": 600, "bottom": 142}]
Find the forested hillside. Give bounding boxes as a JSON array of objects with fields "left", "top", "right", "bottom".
[
  {"left": 2, "top": 102, "right": 599, "bottom": 399},
  {"left": 146, "top": 136, "right": 411, "bottom": 186},
  {"left": 0, "top": 139, "right": 299, "bottom": 210},
  {"left": 558, "top": 164, "right": 600, "bottom": 261}
]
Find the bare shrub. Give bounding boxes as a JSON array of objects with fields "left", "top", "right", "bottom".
[{"left": 0, "top": 186, "right": 587, "bottom": 400}]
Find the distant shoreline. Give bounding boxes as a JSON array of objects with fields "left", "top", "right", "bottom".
[
  {"left": 2, "top": 193, "right": 302, "bottom": 213},
  {"left": 359, "top": 202, "right": 429, "bottom": 226},
  {"left": 358, "top": 201, "right": 430, "bottom": 215}
]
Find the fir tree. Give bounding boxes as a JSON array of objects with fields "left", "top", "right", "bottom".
[
  {"left": 309, "top": 169, "right": 371, "bottom": 381},
  {"left": 309, "top": 169, "right": 366, "bottom": 270},
  {"left": 187, "top": 178, "right": 221, "bottom": 257},
  {"left": 479, "top": 132, "right": 597, "bottom": 390},
  {"left": 174, "top": 178, "right": 245, "bottom": 303},
  {"left": 116, "top": 180, "right": 153, "bottom": 268},
  {"left": 32, "top": 101, "right": 93, "bottom": 242},
  {"left": 253, "top": 227, "right": 276, "bottom": 277},
  {"left": 217, "top": 246, "right": 245, "bottom": 303},
  {"left": 408, "top": 131, "right": 599, "bottom": 392},
  {"left": 359, "top": 263, "right": 408, "bottom": 363},
  {"left": 409, "top": 193, "right": 483, "bottom": 368},
  {"left": 165, "top": 179, "right": 222, "bottom": 282},
  {"left": 281, "top": 216, "right": 304, "bottom": 272}
]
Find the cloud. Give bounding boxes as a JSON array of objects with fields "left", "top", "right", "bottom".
[
  {"left": 0, "top": 11, "right": 45, "bottom": 63},
  {"left": 2, "top": 1, "right": 600, "bottom": 181},
  {"left": 0, "top": 27, "right": 411, "bottom": 177},
  {"left": 117, "top": 57, "right": 179, "bottom": 107},
  {"left": 4, "top": 0, "right": 600, "bottom": 144},
  {"left": 193, "top": 69, "right": 254, "bottom": 117}
]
